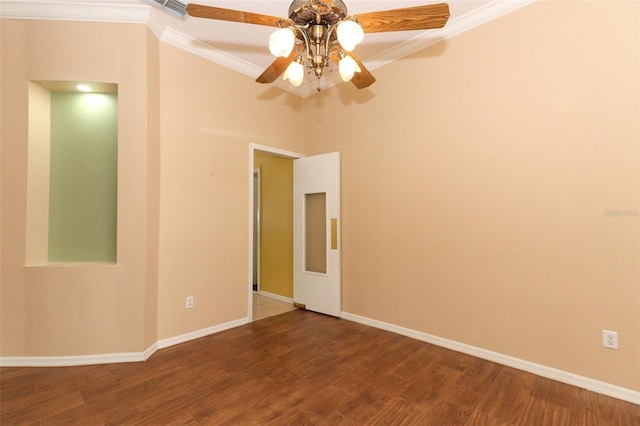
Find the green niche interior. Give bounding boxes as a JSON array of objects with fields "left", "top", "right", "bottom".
[{"left": 48, "top": 91, "right": 118, "bottom": 262}]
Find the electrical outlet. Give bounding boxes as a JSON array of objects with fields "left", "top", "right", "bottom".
[
  {"left": 602, "top": 330, "right": 618, "bottom": 349},
  {"left": 186, "top": 296, "right": 194, "bottom": 309}
]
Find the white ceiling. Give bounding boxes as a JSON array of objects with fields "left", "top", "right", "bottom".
[{"left": 2, "top": 0, "right": 535, "bottom": 96}]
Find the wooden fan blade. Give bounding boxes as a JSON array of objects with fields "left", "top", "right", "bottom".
[
  {"left": 256, "top": 51, "right": 297, "bottom": 84},
  {"left": 186, "top": 3, "right": 282, "bottom": 27},
  {"left": 357, "top": 3, "right": 450, "bottom": 33},
  {"left": 330, "top": 51, "right": 376, "bottom": 89}
]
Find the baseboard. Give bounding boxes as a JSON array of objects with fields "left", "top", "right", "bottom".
[
  {"left": 143, "top": 342, "right": 158, "bottom": 361},
  {"left": 4, "top": 311, "right": 637, "bottom": 405},
  {"left": 0, "top": 351, "right": 148, "bottom": 367},
  {"left": 256, "top": 290, "right": 293, "bottom": 305},
  {"left": 0, "top": 317, "right": 248, "bottom": 368},
  {"left": 156, "top": 317, "right": 249, "bottom": 349},
  {"left": 341, "top": 311, "right": 640, "bottom": 406}
]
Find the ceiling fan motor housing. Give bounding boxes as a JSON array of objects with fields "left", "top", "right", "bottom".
[{"left": 288, "top": 0, "right": 348, "bottom": 26}]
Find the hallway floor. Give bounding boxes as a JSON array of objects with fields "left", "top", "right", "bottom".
[{"left": 252, "top": 292, "right": 296, "bottom": 321}]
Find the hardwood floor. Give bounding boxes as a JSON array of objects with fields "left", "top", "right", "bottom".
[{"left": 1, "top": 310, "right": 639, "bottom": 425}]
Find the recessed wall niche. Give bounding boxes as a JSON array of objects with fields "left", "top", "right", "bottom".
[{"left": 26, "top": 81, "right": 118, "bottom": 264}]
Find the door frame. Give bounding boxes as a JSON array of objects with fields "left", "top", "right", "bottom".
[
  {"left": 248, "top": 143, "right": 304, "bottom": 322},
  {"left": 252, "top": 168, "right": 261, "bottom": 293}
]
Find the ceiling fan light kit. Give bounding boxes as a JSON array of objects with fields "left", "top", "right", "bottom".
[
  {"left": 283, "top": 58, "right": 305, "bottom": 87},
  {"left": 186, "top": 0, "right": 450, "bottom": 91},
  {"left": 338, "top": 54, "right": 360, "bottom": 82},
  {"left": 336, "top": 20, "right": 364, "bottom": 52},
  {"left": 269, "top": 27, "right": 296, "bottom": 57}
]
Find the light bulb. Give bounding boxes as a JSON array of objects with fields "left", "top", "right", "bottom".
[
  {"left": 337, "top": 21, "right": 363, "bottom": 52},
  {"left": 269, "top": 28, "right": 295, "bottom": 58},
  {"left": 283, "top": 60, "right": 304, "bottom": 86},
  {"left": 339, "top": 55, "right": 361, "bottom": 82}
]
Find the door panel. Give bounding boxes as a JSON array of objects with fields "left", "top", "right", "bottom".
[{"left": 293, "top": 152, "right": 341, "bottom": 317}]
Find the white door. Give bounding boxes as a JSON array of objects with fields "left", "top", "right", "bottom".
[{"left": 293, "top": 152, "right": 341, "bottom": 317}]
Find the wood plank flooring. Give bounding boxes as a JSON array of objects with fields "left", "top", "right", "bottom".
[{"left": 1, "top": 310, "right": 639, "bottom": 425}]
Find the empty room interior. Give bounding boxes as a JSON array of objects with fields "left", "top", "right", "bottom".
[{"left": 1, "top": 0, "right": 639, "bottom": 423}]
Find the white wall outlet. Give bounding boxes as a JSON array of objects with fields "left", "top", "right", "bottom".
[
  {"left": 186, "top": 296, "right": 194, "bottom": 309},
  {"left": 602, "top": 330, "right": 618, "bottom": 349}
]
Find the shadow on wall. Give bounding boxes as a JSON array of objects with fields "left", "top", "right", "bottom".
[
  {"left": 256, "top": 87, "right": 304, "bottom": 113},
  {"left": 332, "top": 39, "right": 450, "bottom": 106}
]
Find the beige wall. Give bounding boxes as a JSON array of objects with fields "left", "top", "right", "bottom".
[
  {"left": 0, "top": 20, "right": 157, "bottom": 355},
  {"left": 304, "top": 1, "right": 639, "bottom": 391},
  {"left": 1, "top": 0, "right": 638, "bottom": 395},
  {"left": 254, "top": 151, "right": 294, "bottom": 298},
  {"left": 25, "top": 82, "right": 51, "bottom": 264},
  {"left": 155, "top": 44, "right": 303, "bottom": 340},
  {"left": 144, "top": 29, "right": 161, "bottom": 351}
]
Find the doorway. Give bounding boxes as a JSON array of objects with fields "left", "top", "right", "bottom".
[{"left": 249, "top": 144, "right": 303, "bottom": 322}]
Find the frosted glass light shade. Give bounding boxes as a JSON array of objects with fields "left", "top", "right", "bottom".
[
  {"left": 337, "top": 21, "right": 363, "bottom": 52},
  {"left": 283, "top": 61, "right": 304, "bottom": 86},
  {"left": 338, "top": 55, "right": 361, "bottom": 81},
  {"left": 269, "top": 28, "right": 295, "bottom": 57}
]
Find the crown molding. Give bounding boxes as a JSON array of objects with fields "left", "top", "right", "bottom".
[
  {"left": 158, "top": 26, "right": 303, "bottom": 97},
  {"left": 0, "top": 0, "right": 150, "bottom": 23},
  {"left": 295, "top": 0, "right": 538, "bottom": 96},
  {"left": 362, "top": 0, "right": 536, "bottom": 71},
  {"left": 0, "top": 0, "right": 537, "bottom": 96},
  {"left": 160, "top": 26, "right": 261, "bottom": 78}
]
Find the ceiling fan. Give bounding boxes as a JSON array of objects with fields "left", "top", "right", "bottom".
[{"left": 186, "top": 0, "right": 450, "bottom": 90}]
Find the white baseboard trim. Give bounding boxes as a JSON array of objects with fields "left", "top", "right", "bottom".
[
  {"left": 256, "top": 290, "right": 293, "bottom": 305},
  {"left": 0, "top": 317, "right": 249, "bottom": 368},
  {"left": 143, "top": 342, "right": 158, "bottom": 361},
  {"left": 156, "top": 317, "right": 248, "bottom": 350},
  {"left": 0, "top": 351, "right": 148, "bottom": 367},
  {"left": 341, "top": 311, "right": 640, "bottom": 406}
]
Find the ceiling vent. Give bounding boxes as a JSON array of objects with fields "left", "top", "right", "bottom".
[{"left": 144, "top": 0, "right": 187, "bottom": 19}]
